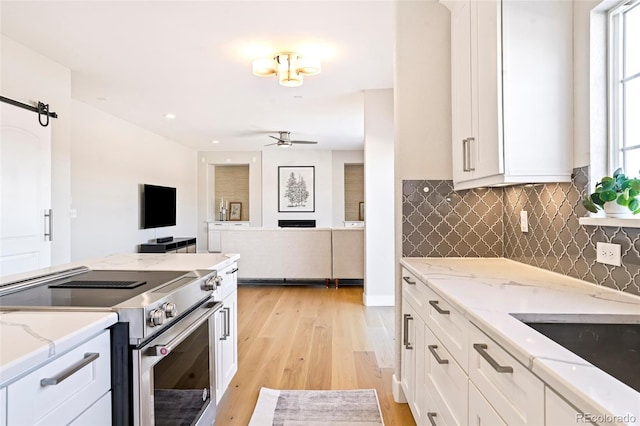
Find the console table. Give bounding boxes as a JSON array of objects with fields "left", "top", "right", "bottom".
[{"left": 139, "top": 237, "right": 196, "bottom": 253}]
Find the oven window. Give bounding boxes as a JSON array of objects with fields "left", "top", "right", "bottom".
[{"left": 153, "top": 321, "right": 211, "bottom": 426}]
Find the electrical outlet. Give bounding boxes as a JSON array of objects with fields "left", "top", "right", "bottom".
[
  {"left": 596, "top": 242, "right": 621, "bottom": 266},
  {"left": 520, "top": 210, "right": 528, "bottom": 232}
]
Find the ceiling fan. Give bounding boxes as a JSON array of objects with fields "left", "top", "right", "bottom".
[{"left": 265, "top": 131, "right": 318, "bottom": 147}]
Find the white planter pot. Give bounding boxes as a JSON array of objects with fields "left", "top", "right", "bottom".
[{"left": 603, "top": 200, "right": 634, "bottom": 218}]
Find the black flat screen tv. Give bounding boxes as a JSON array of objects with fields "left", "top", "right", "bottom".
[{"left": 142, "top": 184, "right": 176, "bottom": 229}]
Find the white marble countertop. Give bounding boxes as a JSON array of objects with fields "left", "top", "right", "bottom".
[
  {"left": 0, "top": 253, "right": 240, "bottom": 286},
  {"left": 400, "top": 257, "right": 640, "bottom": 426},
  {"left": 0, "top": 311, "right": 117, "bottom": 387}
]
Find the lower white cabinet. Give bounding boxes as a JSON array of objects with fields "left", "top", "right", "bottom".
[
  {"left": 469, "top": 381, "right": 507, "bottom": 426},
  {"left": 70, "top": 391, "right": 112, "bottom": 426},
  {"left": 545, "top": 387, "right": 583, "bottom": 426},
  {"left": 401, "top": 297, "right": 424, "bottom": 424},
  {"left": 0, "top": 387, "right": 6, "bottom": 426},
  {"left": 6, "top": 330, "right": 111, "bottom": 425},
  {"left": 214, "top": 262, "right": 238, "bottom": 404},
  {"left": 468, "top": 324, "right": 544, "bottom": 425}
]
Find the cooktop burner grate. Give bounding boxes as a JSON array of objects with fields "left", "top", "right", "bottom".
[{"left": 49, "top": 280, "right": 147, "bottom": 289}]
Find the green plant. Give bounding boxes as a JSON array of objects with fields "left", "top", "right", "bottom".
[{"left": 582, "top": 168, "right": 640, "bottom": 214}]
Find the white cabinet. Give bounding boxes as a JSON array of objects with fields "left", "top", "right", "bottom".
[
  {"left": 208, "top": 222, "right": 250, "bottom": 253},
  {"left": 401, "top": 293, "right": 424, "bottom": 424},
  {"left": 70, "top": 391, "right": 112, "bottom": 426},
  {"left": 545, "top": 387, "right": 584, "bottom": 426},
  {"left": 468, "top": 323, "right": 544, "bottom": 425},
  {"left": 214, "top": 262, "right": 238, "bottom": 404},
  {"left": 469, "top": 381, "right": 507, "bottom": 426},
  {"left": 6, "top": 330, "right": 111, "bottom": 425},
  {"left": 0, "top": 387, "right": 6, "bottom": 426},
  {"left": 443, "top": 0, "right": 573, "bottom": 190}
]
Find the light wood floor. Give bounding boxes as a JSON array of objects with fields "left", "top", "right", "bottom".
[{"left": 214, "top": 285, "right": 415, "bottom": 426}]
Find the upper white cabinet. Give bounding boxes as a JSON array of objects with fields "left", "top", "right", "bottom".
[{"left": 443, "top": 0, "right": 573, "bottom": 190}]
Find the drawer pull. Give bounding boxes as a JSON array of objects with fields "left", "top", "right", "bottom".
[
  {"left": 473, "top": 343, "right": 513, "bottom": 373},
  {"left": 40, "top": 352, "right": 100, "bottom": 386},
  {"left": 402, "top": 276, "right": 416, "bottom": 285},
  {"left": 428, "top": 345, "right": 449, "bottom": 365},
  {"left": 429, "top": 300, "right": 450, "bottom": 315},
  {"left": 427, "top": 412, "right": 438, "bottom": 426},
  {"left": 403, "top": 314, "right": 413, "bottom": 350},
  {"left": 226, "top": 267, "right": 239, "bottom": 275}
]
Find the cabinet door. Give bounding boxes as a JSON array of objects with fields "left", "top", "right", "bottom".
[
  {"left": 401, "top": 298, "right": 422, "bottom": 423},
  {"left": 450, "top": 0, "right": 474, "bottom": 184},
  {"left": 214, "top": 306, "right": 226, "bottom": 404},
  {"left": 469, "top": 381, "right": 507, "bottom": 426},
  {"left": 70, "top": 391, "right": 112, "bottom": 426},
  {"left": 0, "top": 387, "right": 6, "bottom": 426},
  {"left": 545, "top": 387, "right": 583, "bottom": 426},
  {"left": 221, "top": 291, "right": 238, "bottom": 394},
  {"left": 471, "top": 0, "right": 503, "bottom": 180}
]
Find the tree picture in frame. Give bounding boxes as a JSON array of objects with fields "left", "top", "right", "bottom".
[
  {"left": 278, "top": 166, "right": 315, "bottom": 212},
  {"left": 229, "top": 202, "right": 242, "bottom": 221}
]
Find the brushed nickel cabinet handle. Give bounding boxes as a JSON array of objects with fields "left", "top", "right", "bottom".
[
  {"left": 403, "top": 314, "right": 413, "bottom": 350},
  {"left": 402, "top": 276, "right": 416, "bottom": 285},
  {"left": 226, "top": 267, "right": 238, "bottom": 275},
  {"left": 43, "top": 209, "right": 53, "bottom": 241},
  {"left": 428, "top": 345, "right": 449, "bottom": 365},
  {"left": 220, "top": 309, "right": 228, "bottom": 341},
  {"left": 40, "top": 352, "right": 99, "bottom": 386},
  {"left": 467, "top": 137, "right": 475, "bottom": 171},
  {"left": 462, "top": 138, "right": 469, "bottom": 172},
  {"left": 429, "top": 300, "right": 450, "bottom": 315},
  {"left": 427, "top": 412, "right": 438, "bottom": 426},
  {"left": 223, "top": 307, "right": 231, "bottom": 338},
  {"left": 473, "top": 343, "right": 513, "bottom": 373}
]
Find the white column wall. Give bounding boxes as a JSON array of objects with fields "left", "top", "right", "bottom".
[{"left": 364, "top": 89, "right": 394, "bottom": 306}]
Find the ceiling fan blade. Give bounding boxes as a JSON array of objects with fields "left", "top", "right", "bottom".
[
  {"left": 290, "top": 140, "right": 318, "bottom": 144},
  {"left": 264, "top": 142, "right": 280, "bottom": 146},
  {"left": 268, "top": 135, "right": 283, "bottom": 141}
]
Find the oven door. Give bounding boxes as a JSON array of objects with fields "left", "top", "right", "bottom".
[{"left": 132, "top": 299, "right": 222, "bottom": 426}]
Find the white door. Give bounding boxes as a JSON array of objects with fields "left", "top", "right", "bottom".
[{"left": 0, "top": 102, "right": 52, "bottom": 277}]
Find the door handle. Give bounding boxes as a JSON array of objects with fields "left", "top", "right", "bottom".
[
  {"left": 223, "top": 307, "right": 231, "bottom": 338},
  {"left": 473, "top": 343, "right": 513, "bottom": 373},
  {"left": 43, "top": 209, "right": 53, "bottom": 241},
  {"left": 429, "top": 300, "right": 450, "bottom": 315},
  {"left": 220, "top": 309, "right": 228, "bottom": 341},
  {"left": 428, "top": 345, "right": 449, "bottom": 365},
  {"left": 467, "top": 137, "right": 475, "bottom": 171},
  {"left": 462, "top": 138, "right": 469, "bottom": 172},
  {"left": 403, "top": 314, "right": 413, "bottom": 350},
  {"left": 40, "top": 353, "right": 99, "bottom": 386}
]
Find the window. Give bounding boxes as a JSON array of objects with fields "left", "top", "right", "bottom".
[{"left": 610, "top": 0, "right": 640, "bottom": 175}]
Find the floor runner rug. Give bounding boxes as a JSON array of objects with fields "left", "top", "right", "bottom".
[{"left": 248, "top": 387, "right": 385, "bottom": 426}]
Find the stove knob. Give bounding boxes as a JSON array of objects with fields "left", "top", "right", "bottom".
[
  {"left": 162, "top": 302, "right": 178, "bottom": 318},
  {"left": 214, "top": 275, "right": 223, "bottom": 287},
  {"left": 203, "top": 277, "right": 216, "bottom": 291},
  {"left": 148, "top": 309, "right": 166, "bottom": 327}
]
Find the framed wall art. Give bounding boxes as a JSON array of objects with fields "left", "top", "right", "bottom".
[
  {"left": 229, "top": 202, "right": 242, "bottom": 221},
  {"left": 278, "top": 166, "right": 315, "bottom": 212}
]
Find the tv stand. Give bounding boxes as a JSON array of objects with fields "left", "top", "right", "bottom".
[{"left": 139, "top": 237, "right": 196, "bottom": 253}]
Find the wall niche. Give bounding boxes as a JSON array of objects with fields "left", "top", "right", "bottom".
[
  {"left": 344, "top": 163, "right": 364, "bottom": 221},
  {"left": 214, "top": 165, "right": 249, "bottom": 221}
]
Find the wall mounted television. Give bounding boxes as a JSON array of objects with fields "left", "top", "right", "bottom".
[{"left": 141, "top": 184, "right": 177, "bottom": 229}]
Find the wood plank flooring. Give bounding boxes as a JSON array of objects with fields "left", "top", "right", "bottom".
[{"left": 214, "top": 285, "right": 415, "bottom": 426}]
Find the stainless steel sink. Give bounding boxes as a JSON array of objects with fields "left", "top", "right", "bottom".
[{"left": 511, "top": 313, "right": 640, "bottom": 392}]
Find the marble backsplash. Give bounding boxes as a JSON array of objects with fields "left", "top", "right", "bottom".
[{"left": 402, "top": 166, "right": 640, "bottom": 296}]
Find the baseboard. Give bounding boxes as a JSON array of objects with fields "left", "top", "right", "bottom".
[
  {"left": 391, "top": 374, "right": 406, "bottom": 403},
  {"left": 362, "top": 293, "right": 394, "bottom": 306}
]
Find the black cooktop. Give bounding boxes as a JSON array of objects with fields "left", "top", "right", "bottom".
[{"left": 0, "top": 270, "right": 187, "bottom": 308}]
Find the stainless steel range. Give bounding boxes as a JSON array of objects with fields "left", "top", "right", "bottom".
[{"left": 0, "top": 266, "right": 224, "bottom": 426}]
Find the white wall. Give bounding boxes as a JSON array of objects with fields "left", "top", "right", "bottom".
[
  {"left": 364, "top": 89, "right": 395, "bottom": 306},
  {"left": 70, "top": 101, "right": 197, "bottom": 259},
  {"left": 1, "top": 35, "right": 72, "bottom": 266},
  {"left": 262, "top": 149, "right": 334, "bottom": 228},
  {"left": 331, "top": 150, "right": 365, "bottom": 227}
]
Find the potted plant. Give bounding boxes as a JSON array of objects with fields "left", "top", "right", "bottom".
[{"left": 582, "top": 168, "right": 640, "bottom": 217}]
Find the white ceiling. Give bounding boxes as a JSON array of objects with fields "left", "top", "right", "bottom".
[{"left": 0, "top": 1, "right": 394, "bottom": 152}]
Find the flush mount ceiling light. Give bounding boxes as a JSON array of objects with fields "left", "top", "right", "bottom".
[{"left": 252, "top": 52, "right": 321, "bottom": 87}]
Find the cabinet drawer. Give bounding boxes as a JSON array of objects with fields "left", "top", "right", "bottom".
[
  {"left": 217, "top": 262, "right": 238, "bottom": 300},
  {"left": 70, "top": 391, "right": 111, "bottom": 426},
  {"left": 423, "top": 325, "right": 468, "bottom": 425},
  {"left": 422, "top": 284, "right": 469, "bottom": 372},
  {"left": 401, "top": 268, "right": 425, "bottom": 314},
  {"left": 7, "top": 330, "right": 111, "bottom": 425},
  {"left": 468, "top": 324, "right": 543, "bottom": 425},
  {"left": 469, "top": 381, "right": 507, "bottom": 426}
]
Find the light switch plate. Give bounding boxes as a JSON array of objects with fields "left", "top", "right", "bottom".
[
  {"left": 520, "top": 210, "right": 528, "bottom": 232},
  {"left": 596, "top": 242, "right": 621, "bottom": 266}
]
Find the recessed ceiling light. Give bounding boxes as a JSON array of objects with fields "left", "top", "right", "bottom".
[
  {"left": 96, "top": 97, "right": 107, "bottom": 101},
  {"left": 211, "top": 140, "right": 220, "bottom": 144},
  {"left": 165, "top": 113, "right": 176, "bottom": 119}
]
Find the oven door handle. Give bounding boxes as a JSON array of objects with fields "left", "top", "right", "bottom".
[{"left": 148, "top": 301, "right": 220, "bottom": 356}]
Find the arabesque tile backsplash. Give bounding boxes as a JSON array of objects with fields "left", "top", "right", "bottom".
[{"left": 402, "top": 166, "right": 640, "bottom": 296}]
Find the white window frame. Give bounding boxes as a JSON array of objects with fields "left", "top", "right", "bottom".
[{"left": 608, "top": 0, "right": 640, "bottom": 175}]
